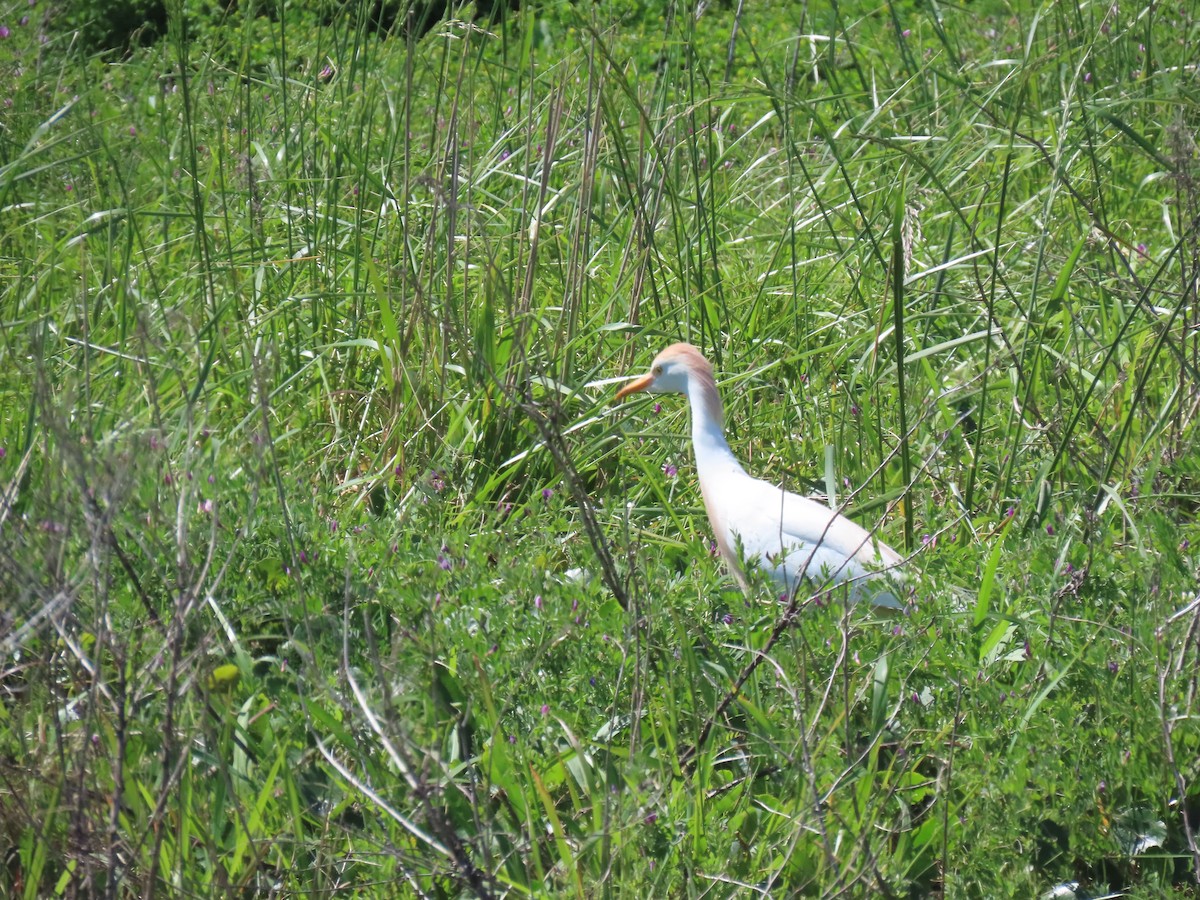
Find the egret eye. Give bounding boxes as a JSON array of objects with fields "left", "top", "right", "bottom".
[{"left": 653, "top": 365, "right": 663, "bottom": 375}]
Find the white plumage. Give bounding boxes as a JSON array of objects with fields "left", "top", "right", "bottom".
[{"left": 617, "top": 343, "right": 905, "bottom": 608}]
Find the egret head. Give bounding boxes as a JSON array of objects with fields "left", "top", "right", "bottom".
[{"left": 616, "top": 343, "right": 715, "bottom": 400}]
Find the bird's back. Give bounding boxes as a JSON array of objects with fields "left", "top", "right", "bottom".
[{"left": 706, "top": 471, "right": 903, "bottom": 605}]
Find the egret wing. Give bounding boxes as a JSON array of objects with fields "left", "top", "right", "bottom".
[{"left": 720, "top": 478, "right": 903, "bottom": 604}]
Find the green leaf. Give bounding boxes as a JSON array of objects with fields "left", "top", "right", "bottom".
[
  {"left": 1046, "top": 234, "right": 1087, "bottom": 315},
  {"left": 975, "top": 524, "right": 1008, "bottom": 628},
  {"left": 207, "top": 663, "right": 240, "bottom": 691},
  {"left": 530, "top": 765, "right": 585, "bottom": 899},
  {"left": 871, "top": 651, "right": 891, "bottom": 735}
]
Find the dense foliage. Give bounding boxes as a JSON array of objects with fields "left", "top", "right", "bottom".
[{"left": 2, "top": 0, "right": 1199, "bottom": 896}]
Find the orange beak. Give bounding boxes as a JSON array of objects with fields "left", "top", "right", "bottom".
[{"left": 615, "top": 373, "right": 656, "bottom": 401}]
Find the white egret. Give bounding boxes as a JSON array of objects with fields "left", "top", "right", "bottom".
[{"left": 617, "top": 343, "right": 905, "bottom": 608}]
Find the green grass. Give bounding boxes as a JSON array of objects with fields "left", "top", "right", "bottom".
[{"left": 2, "top": 0, "right": 1200, "bottom": 895}]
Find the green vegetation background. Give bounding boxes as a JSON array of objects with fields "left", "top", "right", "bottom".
[{"left": 1, "top": 0, "right": 1199, "bottom": 895}]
